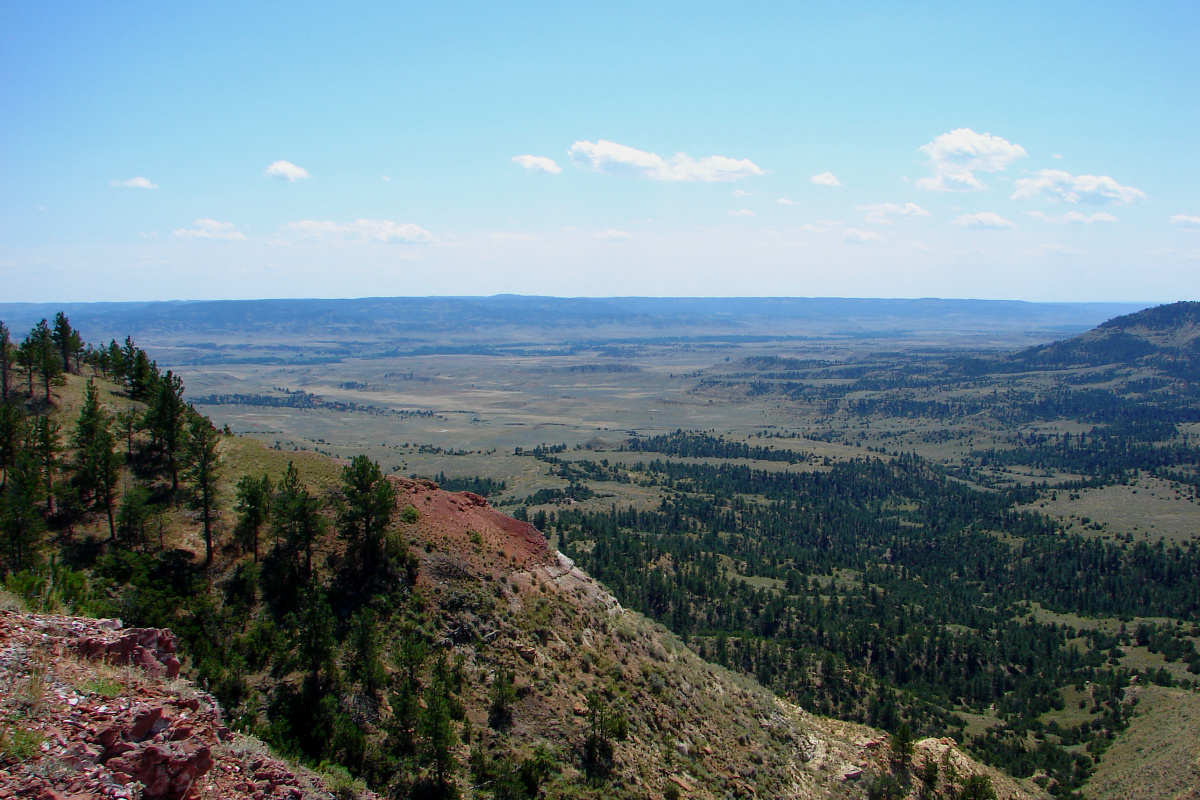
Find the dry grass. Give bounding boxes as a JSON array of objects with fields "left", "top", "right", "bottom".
[
  {"left": 1086, "top": 685, "right": 1200, "bottom": 800},
  {"left": 1018, "top": 475, "right": 1200, "bottom": 544}
]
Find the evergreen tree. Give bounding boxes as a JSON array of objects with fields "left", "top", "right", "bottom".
[
  {"left": 0, "top": 321, "right": 12, "bottom": 402},
  {"left": 890, "top": 721, "right": 914, "bottom": 771},
  {"left": 116, "top": 484, "right": 153, "bottom": 550},
  {"left": 0, "top": 447, "right": 45, "bottom": 573},
  {"left": 71, "top": 381, "right": 119, "bottom": 540},
  {"left": 15, "top": 336, "right": 35, "bottom": 397},
  {"left": 51, "top": 312, "right": 78, "bottom": 374},
  {"left": 114, "top": 409, "right": 139, "bottom": 461},
  {"left": 292, "top": 583, "right": 336, "bottom": 688},
  {"left": 348, "top": 607, "right": 386, "bottom": 693},
  {"left": 337, "top": 455, "right": 395, "bottom": 576},
  {"left": 30, "top": 319, "right": 63, "bottom": 402},
  {"left": 30, "top": 415, "right": 60, "bottom": 514},
  {"left": 273, "top": 462, "right": 325, "bottom": 578},
  {"left": 106, "top": 340, "right": 124, "bottom": 381},
  {"left": 419, "top": 675, "right": 458, "bottom": 790},
  {"left": 145, "top": 371, "right": 187, "bottom": 492},
  {"left": 184, "top": 414, "right": 221, "bottom": 568},
  {"left": 0, "top": 402, "right": 22, "bottom": 490},
  {"left": 235, "top": 473, "right": 272, "bottom": 562}
]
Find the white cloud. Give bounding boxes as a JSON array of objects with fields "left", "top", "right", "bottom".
[
  {"left": 1011, "top": 170, "right": 1145, "bottom": 205},
  {"left": 110, "top": 176, "right": 157, "bottom": 189},
  {"left": 810, "top": 171, "right": 841, "bottom": 186},
  {"left": 728, "top": 209, "right": 754, "bottom": 217},
  {"left": 569, "top": 140, "right": 764, "bottom": 182},
  {"left": 265, "top": 160, "right": 311, "bottom": 182},
  {"left": 1171, "top": 215, "right": 1200, "bottom": 230},
  {"left": 284, "top": 219, "right": 432, "bottom": 243},
  {"left": 844, "top": 229, "right": 883, "bottom": 244},
  {"left": 511, "top": 155, "right": 562, "bottom": 174},
  {"left": 1028, "top": 211, "right": 1118, "bottom": 224},
  {"left": 952, "top": 212, "right": 1016, "bottom": 229},
  {"left": 732, "top": 189, "right": 755, "bottom": 197},
  {"left": 172, "top": 219, "right": 246, "bottom": 241},
  {"left": 915, "top": 128, "right": 1026, "bottom": 191},
  {"left": 777, "top": 198, "right": 799, "bottom": 205},
  {"left": 591, "top": 229, "right": 632, "bottom": 241},
  {"left": 1026, "top": 243, "right": 1080, "bottom": 257},
  {"left": 856, "top": 202, "right": 931, "bottom": 224}
]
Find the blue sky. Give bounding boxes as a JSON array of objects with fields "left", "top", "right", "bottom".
[{"left": 2, "top": 1, "right": 1197, "bottom": 303}]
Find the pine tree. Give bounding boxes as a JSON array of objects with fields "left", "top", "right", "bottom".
[
  {"left": 420, "top": 677, "right": 458, "bottom": 789},
  {"left": 30, "top": 415, "right": 60, "bottom": 515},
  {"left": 30, "top": 320, "right": 62, "bottom": 403},
  {"left": 184, "top": 414, "right": 221, "bottom": 568},
  {"left": 235, "top": 473, "right": 272, "bottom": 562},
  {"left": 52, "top": 312, "right": 76, "bottom": 374},
  {"left": 0, "top": 447, "right": 46, "bottom": 573},
  {"left": 337, "top": 455, "right": 395, "bottom": 577},
  {"left": 0, "top": 402, "right": 22, "bottom": 490},
  {"left": 16, "top": 337, "right": 35, "bottom": 397},
  {"left": 72, "top": 381, "right": 119, "bottom": 540},
  {"left": 348, "top": 608, "right": 385, "bottom": 693},
  {"left": 145, "top": 371, "right": 187, "bottom": 492},
  {"left": 273, "top": 462, "right": 325, "bottom": 578},
  {"left": 292, "top": 584, "right": 336, "bottom": 688},
  {"left": 890, "top": 721, "right": 914, "bottom": 770},
  {"left": 0, "top": 321, "right": 12, "bottom": 402}
]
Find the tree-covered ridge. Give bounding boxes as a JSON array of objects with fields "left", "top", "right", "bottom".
[{"left": 1001, "top": 301, "right": 1200, "bottom": 377}]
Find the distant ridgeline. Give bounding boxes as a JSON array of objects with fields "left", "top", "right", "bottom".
[{"left": 0, "top": 295, "right": 1148, "bottom": 343}]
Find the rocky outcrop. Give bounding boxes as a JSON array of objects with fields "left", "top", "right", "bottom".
[
  {"left": 0, "top": 610, "right": 352, "bottom": 800},
  {"left": 73, "top": 627, "right": 181, "bottom": 681}
]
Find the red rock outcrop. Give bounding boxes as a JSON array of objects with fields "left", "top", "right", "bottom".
[{"left": 0, "top": 610, "right": 351, "bottom": 800}]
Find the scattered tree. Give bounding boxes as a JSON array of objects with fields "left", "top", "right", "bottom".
[
  {"left": 71, "top": 381, "right": 120, "bottom": 540},
  {"left": 184, "top": 414, "right": 221, "bottom": 568},
  {"left": 337, "top": 454, "right": 395, "bottom": 577},
  {"left": 235, "top": 473, "right": 272, "bottom": 562}
]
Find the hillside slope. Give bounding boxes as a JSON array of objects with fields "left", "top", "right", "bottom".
[
  {"left": 1084, "top": 685, "right": 1200, "bottom": 800},
  {"left": 384, "top": 477, "right": 1042, "bottom": 799},
  {"left": 1009, "top": 301, "right": 1200, "bottom": 377},
  {"left": 0, "top": 471, "right": 1041, "bottom": 800}
]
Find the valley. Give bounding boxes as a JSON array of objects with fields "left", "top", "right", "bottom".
[{"left": 2, "top": 296, "right": 1199, "bottom": 799}]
